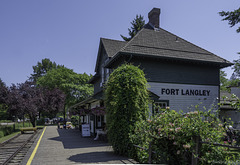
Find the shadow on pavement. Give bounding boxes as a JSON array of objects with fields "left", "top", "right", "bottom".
[
  {"left": 49, "top": 128, "right": 109, "bottom": 149},
  {"left": 68, "top": 151, "right": 135, "bottom": 164}
]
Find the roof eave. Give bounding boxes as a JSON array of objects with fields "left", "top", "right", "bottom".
[
  {"left": 105, "top": 52, "right": 233, "bottom": 69},
  {"left": 88, "top": 74, "right": 100, "bottom": 84}
]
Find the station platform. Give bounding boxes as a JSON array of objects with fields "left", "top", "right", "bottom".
[{"left": 21, "top": 125, "right": 137, "bottom": 164}]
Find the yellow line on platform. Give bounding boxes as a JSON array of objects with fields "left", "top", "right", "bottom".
[{"left": 27, "top": 126, "right": 46, "bottom": 165}]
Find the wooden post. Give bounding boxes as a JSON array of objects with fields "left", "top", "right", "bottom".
[
  {"left": 192, "top": 136, "right": 200, "bottom": 165},
  {"left": 148, "top": 142, "right": 152, "bottom": 164}
]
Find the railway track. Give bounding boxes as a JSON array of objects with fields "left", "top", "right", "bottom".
[{"left": 0, "top": 130, "right": 41, "bottom": 165}]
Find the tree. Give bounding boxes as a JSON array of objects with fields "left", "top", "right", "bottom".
[
  {"left": 231, "top": 57, "right": 240, "bottom": 79},
  {"left": 37, "top": 67, "right": 93, "bottom": 125},
  {"left": 0, "top": 78, "right": 8, "bottom": 104},
  {"left": 120, "top": 15, "right": 145, "bottom": 41},
  {"left": 219, "top": 7, "right": 240, "bottom": 33},
  {"left": 37, "top": 67, "right": 93, "bottom": 106},
  {"left": 105, "top": 64, "right": 149, "bottom": 155},
  {"left": 0, "top": 78, "right": 9, "bottom": 120},
  {"left": 220, "top": 70, "right": 229, "bottom": 91},
  {"left": 30, "top": 58, "right": 62, "bottom": 82},
  {"left": 6, "top": 81, "right": 65, "bottom": 127},
  {"left": 41, "top": 88, "right": 66, "bottom": 119}
]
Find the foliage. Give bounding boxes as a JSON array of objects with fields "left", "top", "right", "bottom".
[
  {"left": 120, "top": 15, "right": 145, "bottom": 41},
  {"left": 231, "top": 57, "right": 240, "bottom": 79},
  {"left": 0, "top": 78, "right": 8, "bottom": 104},
  {"left": 30, "top": 58, "right": 62, "bottom": 82},
  {"left": 0, "top": 131, "right": 20, "bottom": 143},
  {"left": 0, "top": 124, "right": 15, "bottom": 138},
  {"left": 37, "top": 67, "right": 93, "bottom": 107},
  {"left": 0, "top": 79, "right": 10, "bottom": 120},
  {"left": 105, "top": 64, "right": 149, "bottom": 155},
  {"left": 36, "top": 118, "right": 45, "bottom": 126},
  {"left": 220, "top": 70, "right": 240, "bottom": 92},
  {"left": 220, "top": 70, "right": 229, "bottom": 91},
  {"left": 6, "top": 81, "right": 65, "bottom": 127},
  {"left": 219, "top": 7, "right": 240, "bottom": 33},
  {"left": 131, "top": 107, "right": 236, "bottom": 164},
  {"left": 0, "top": 104, "right": 9, "bottom": 120},
  {"left": 224, "top": 94, "right": 240, "bottom": 112},
  {"left": 71, "top": 116, "right": 78, "bottom": 127},
  {"left": 41, "top": 88, "right": 66, "bottom": 119},
  {"left": 71, "top": 108, "right": 90, "bottom": 116},
  {"left": 91, "top": 106, "right": 106, "bottom": 116}
]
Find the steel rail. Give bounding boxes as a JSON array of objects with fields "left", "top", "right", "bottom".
[{"left": 1, "top": 131, "right": 37, "bottom": 165}]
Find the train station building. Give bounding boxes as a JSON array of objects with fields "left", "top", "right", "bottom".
[{"left": 70, "top": 8, "right": 232, "bottom": 135}]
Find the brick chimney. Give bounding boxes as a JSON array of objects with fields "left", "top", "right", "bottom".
[{"left": 148, "top": 8, "right": 161, "bottom": 28}]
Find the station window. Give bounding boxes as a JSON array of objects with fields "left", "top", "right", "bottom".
[{"left": 154, "top": 100, "right": 169, "bottom": 114}]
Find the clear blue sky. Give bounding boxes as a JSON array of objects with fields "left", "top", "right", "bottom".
[{"left": 0, "top": 0, "right": 240, "bottom": 86}]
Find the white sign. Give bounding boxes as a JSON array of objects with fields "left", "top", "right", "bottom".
[
  {"left": 148, "top": 82, "right": 219, "bottom": 112},
  {"left": 82, "top": 124, "right": 90, "bottom": 137}
]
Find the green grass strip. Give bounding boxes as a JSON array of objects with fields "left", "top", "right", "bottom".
[{"left": 0, "top": 131, "right": 20, "bottom": 143}]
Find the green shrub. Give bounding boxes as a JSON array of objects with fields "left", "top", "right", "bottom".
[
  {"left": 0, "top": 131, "right": 4, "bottom": 138},
  {"left": 36, "top": 118, "right": 45, "bottom": 126},
  {"left": 71, "top": 116, "right": 78, "bottom": 127},
  {"left": 131, "top": 107, "right": 237, "bottom": 164},
  {"left": 0, "top": 125, "right": 15, "bottom": 137},
  {"left": 105, "top": 64, "right": 149, "bottom": 156}
]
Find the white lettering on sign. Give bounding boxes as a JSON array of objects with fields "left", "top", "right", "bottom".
[{"left": 161, "top": 88, "right": 210, "bottom": 96}]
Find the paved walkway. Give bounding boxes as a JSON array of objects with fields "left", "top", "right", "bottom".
[{"left": 21, "top": 125, "right": 137, "bottom": 164}]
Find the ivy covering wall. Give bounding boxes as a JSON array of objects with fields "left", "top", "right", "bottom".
[{"left": 105, "top": 64, "right": 149, "bottom": 155}]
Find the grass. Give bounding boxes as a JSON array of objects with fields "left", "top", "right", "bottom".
[
  {"left": 0, "top": 131, "right": 20, "bottom": 143},
  {"left": 0, "top": 124, "right": 44, "bottom": 144},
  {"left": 0, "top": 120, "right": 12, "bottom": 123}
]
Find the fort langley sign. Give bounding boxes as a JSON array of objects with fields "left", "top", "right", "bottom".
[{"left": 161, "top": 88, "right": 211, "bottom": 96}]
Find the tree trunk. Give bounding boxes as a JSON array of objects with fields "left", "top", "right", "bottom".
[{"left": 29, "top": 116, "right": 36, "bottom": 127}]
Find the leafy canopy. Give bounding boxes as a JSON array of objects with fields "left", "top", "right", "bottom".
[
  {"left": 7, "top": 81, "right": 65, "bottom": 127},
  {"left": 120, "top": 15, "right": 145, "bottom": 41},
  {"left": 219, "top": 7, "right": 240, "bottom": 33},
  {"left": 30, "top": 58, "right": 62, "bottom": 82},
  {"left": 219, "top": 58, "right": 240, "bottom": 92},
  {"left": 105, "top": 64, "right": 149, "bottom": 155},
  {"left": 37, "top": 67, "right": 93, "bottom": 107},
  {"left": 0, "top": 78, "right": 9, "bottom": 120}
]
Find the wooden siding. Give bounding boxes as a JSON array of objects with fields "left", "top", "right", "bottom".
[
  {"left": 149, "top": 82, "right": 219, "bottom": 112},
  {"left": 111, "top": 56, "right": 220, "bottom": 86},
  {"left": 94, "top": 78, "right": 102, "bottom": 94},
  {"left": 93, "top": 47, "right": 109, "bottom": 94}
]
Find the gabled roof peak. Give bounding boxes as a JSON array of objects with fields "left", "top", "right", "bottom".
[{"left": 104, "top": 25, "right": 232, "bottom": 68}]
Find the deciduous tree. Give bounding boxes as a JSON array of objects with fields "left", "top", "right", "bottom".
[
  {"left": 37, "top": 67, "right": 93, "bottom": 106},
  {"left": 7, "top": 81, "right": 65, "bottom": 127},
  {"left": 37, "top": 67, "right": 93, "bottom": 125},
  {"left": 30, "top": 58, "right": 62, "bottom": 82}
]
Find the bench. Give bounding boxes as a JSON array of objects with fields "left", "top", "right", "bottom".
[{"left": 20, "top": 127, "right": 37, "bottom": 134}]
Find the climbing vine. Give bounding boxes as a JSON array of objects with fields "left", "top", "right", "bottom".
[{"left": 105, "top": 64, "right": 149, "bottom": 155}]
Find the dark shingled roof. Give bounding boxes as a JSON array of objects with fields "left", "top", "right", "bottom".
[
  {"left": 94, "top": 38, "right": 126, "bottom": 73},
  {"left": 103, "top": 24, "right": 232, "bottom": 68},
  {"left": 101, "top": 38, "right": 126, "bottom": 57}
]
